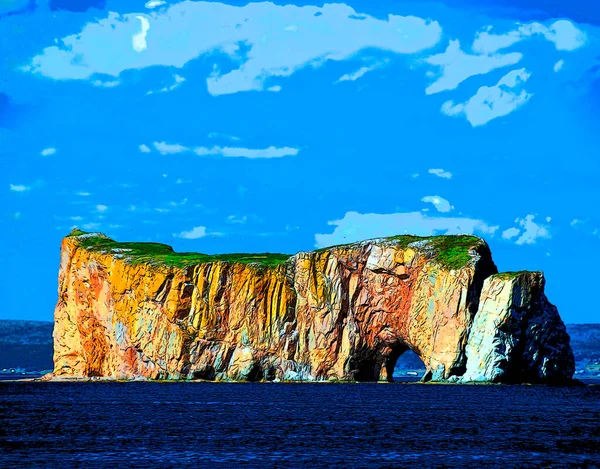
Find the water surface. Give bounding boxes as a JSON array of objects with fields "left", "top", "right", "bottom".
[{"left": 1, "top": 382, "right": 599, "bottom": 468}]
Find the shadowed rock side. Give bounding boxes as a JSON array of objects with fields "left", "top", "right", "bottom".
[
  {"left": 461, "top": 272, "right": 575, "bottom": 383},
  {"left": 51, "top": 231, "right": 574, "bottom": 383}
]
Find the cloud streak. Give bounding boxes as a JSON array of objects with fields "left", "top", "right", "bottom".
[
  {"left": 194, "top": 145, "right": 299, "bottom": 159},
  {"left": 441, "top": 68, "right": 532, "bottom": 126},
  {"left": 335, "top": 61, "right": 387, "bottom": 83},
  {"left": 133, "top": 16, "right": 150, "bottom": 53},
  {"left": 175, "top": 226, "right": 207, "bottom": 239},
  {"left": 425, "top": 40, "right": 522, "bottom": 95},
  {"left": 153, "top": 142, "right": 189, "bottom": 154},
  {"left": 428, "top": 168, "right": 452, "bottom": 179},
  {"left": 9, "top": 183, "right": 30, "bottom": 192},
  {"left": 472, "top": 20, "right": 586, "bottom": 55},
  {"left": 147, "top": 74, "right": 185, "bottom": 95},
  {"left": 25, "top": 3, "right": 441, "bottom": 96},
  {"left": 151, "top": 141, "right": 298, "bottom": 158},
  {"left": 502, "top": 215, "right": 550, "bottom": 245},
  {"left": 315, "top": 211, "right": 497, "bottom": 248},
  {"left": 421, "top": 195, "right": 453, "bottom": 213}
]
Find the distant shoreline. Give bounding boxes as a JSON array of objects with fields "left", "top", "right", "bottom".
[{"left": 2, "top": 376, "right": 598, "bottom": 386}]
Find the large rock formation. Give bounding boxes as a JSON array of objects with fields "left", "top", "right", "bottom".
[
  {"left": 51, "top": 230, "right": 574, "bottom": 383},
  {"left": 461, "top": 272, "right": 575, "bottom": 383}
]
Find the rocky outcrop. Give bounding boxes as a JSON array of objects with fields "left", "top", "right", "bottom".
[
  {"left": 461, "top": 272, "right": 574, "bottom": 383},
  {"left": 51, "top": 230, "right": 574, "bottom": 383}
]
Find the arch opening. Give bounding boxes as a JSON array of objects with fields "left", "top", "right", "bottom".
[
  {"left": 348, "top": 341, "right": 424, "bottom": 382},
  {"left": 393, "top": 349, "right": 427, "bottom": 382}
]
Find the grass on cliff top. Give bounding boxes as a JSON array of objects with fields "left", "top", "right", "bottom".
[
  {"left": 67, "top": 230, "right": 291, "bottom": 269},
  {"left": 423, "top": 235, "right": 484, "bottom": 270},
  {"left": 316, "top": 234, "right": 484, "bottom": 270},
  {"left": 493, "top": 270, "right": 534, "bottom": 280},
  {"left": 68, "top": 231, "right": 484, "bottom": 270}
]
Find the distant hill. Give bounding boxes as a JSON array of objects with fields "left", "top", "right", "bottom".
[
  {"left": 0, "top": 320, "right": 54, "bottom": 372},
  {"left": 0, "top": 320, "right": 598, "bottom": 376},
  {"left": 566, "top": 324, "right": 600, "bottom": 377}
]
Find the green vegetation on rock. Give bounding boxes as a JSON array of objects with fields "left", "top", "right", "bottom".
[
  {"left": 382, "top": 235, "right": 483, "bottom": 270},
  {"left": 67, "top": 230, "right": 291, "bottom": 268},
  {"left": 493, "top": 271, "right": 533, "bottom": 280},
  {"left": 318, "top": 234, "right": 484, "bottom": 270},
  {"left": 67, "top": 230, "right": 485, "bottom": 271},
  {"left": 425, "top": 235, "right": 484, "bottom": 270}
]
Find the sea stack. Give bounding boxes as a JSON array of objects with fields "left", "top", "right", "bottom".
[{"left": 51, "top": 230, "right": 574, "bottom": 383}]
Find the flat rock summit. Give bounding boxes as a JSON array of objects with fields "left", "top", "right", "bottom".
[{"left": 51, "top": 230, "right": 575, "bottom": 383}]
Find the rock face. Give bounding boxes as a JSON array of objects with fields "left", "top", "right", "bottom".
[
  {"left": 461, "top": 272, "right": 575, "bottom": 383},
  {"left": 51, "top": 231, "right": 574, "bottom": 383}
]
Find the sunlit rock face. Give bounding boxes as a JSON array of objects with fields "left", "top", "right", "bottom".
[
  {"left": 461, "top": 272, "right": 575, "bottom": 384},
  {"left": 51, "top": 231, "right": 574, "bottom": 383}
]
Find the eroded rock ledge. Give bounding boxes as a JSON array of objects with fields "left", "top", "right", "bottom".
[{"left": 51, "top": 230, "right": 574, "bottom": 383}]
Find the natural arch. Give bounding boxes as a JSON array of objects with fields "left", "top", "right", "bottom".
[
  {"left": 393, "top": 350, "right": 427, "bottom": 382},
  {"left": 346, "top": 340, "right": 426, "bottom": 382}
]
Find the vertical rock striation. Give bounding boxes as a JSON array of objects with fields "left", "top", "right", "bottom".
[
  {"left": 51, "top": 231, "right": 574, "bottom": 383},
  {"left": 461, "top": 272, "right": 574, "bottom": 383}
]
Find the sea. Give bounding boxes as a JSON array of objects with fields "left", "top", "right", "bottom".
[{"left": 1, "top": 381, "right": 599, "bottom": 468}]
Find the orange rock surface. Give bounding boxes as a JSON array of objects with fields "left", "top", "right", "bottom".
[{"left": 51, "top": 231, "right": 574, "bottom": 382}]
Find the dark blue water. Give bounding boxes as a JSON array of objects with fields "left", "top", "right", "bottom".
[{"left": 1, "top": 382, "right": 599, "bottom": 468}]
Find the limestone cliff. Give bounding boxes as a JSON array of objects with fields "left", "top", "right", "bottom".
[
  {"left": 461, "top": 272, "right": 574, "bottom": 383},
  {"left": 51, "top": 230, "right": 574, "bottom": 383}
]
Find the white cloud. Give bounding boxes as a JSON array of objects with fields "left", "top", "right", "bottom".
[
  {"left": 441, "top": 68, "right": 531, "bottom": 126},
  {"left": 147, "top": 74, "right": 185, "bottom": 95},
  {"left": 167, "top": 198, "right": 188, "bottom": 207},
  {"left": 428, "top": 168, "right": 452, "bottom": 179},
  {"left": 82, "top": 222, "right": 100, "bottom": 230},
  {"left": 421, "top": 195, "right": 453, "bottom": 213},
  {"left": 208, "top": 132, "right": 241, "bottom": 141},
  {"left": 335, "top": 61, "right": 386, "bottom": 83},
  {"left": 554, "top": 60, "right": 564, "bottom": 72},
  {"left": 194, "top": 145, "right": 299, "bottom": 158},
  {"left": 176, "top": 226, "right": 207, "bottom": 239},
  {"left": 92, "top": 79, "right": 120, "bottom": 87},
  {"left": 96, "top": 204, "right": 108, "bottom": 212},
  {"left": 425, "top": 40, "right": 522, "bottom": 95},
  {"left": 77, "top": 191, "right": 91, "bottom": 196},
  {"left": 425, "top": 20, "right": 585, "bottom": 96},
  {"left": 41, "top": 147, "right": 56, "bottom": 156},
  {"left": 546, "top": 20, "right": 587, "bottom": 50},
  {"left": 9, "top": 184, "right": 30, "bottom": 192},
  {"left": 227, "top": 215, "right": 248, "bottom": 224},
  {"left": 70, "top": 216, "right": 83, "bottom": 221},
  {"left": 267, "top": 85, "right": 282, "bottom": 92},
  {"left": 315, "top": 211, "right": 497, "bottom": 248},
  {"left": 154, "top": 141, "right": 189, "bottom": 154},
  {"left": 545, "top": 216, "right": 552, "bottom": 223},
  {"left": 152, "top": 141, "right": 297, "bottom": 158},
  {"left": 570, "top": 218, "right": 582, "bottom": 226},
  {"left": 502, "top": 227, "right": 520, "bottom": 239},
  {"left": 472, "top": 20, "right": 586, "bottom": 55},
  {"left": 139, "top": 144, "right": 151, "bottom": 153},
  {"left": 133, "top": 16, "right": 150, "bottom": 53},
  {"left": 503, "top": 214, "right": 550, "bottom": 245},
  {"left": 145, "top": 0, "right": 166, "bottom": 9},
  {"left": 25, "top": 3, "right": 441, "bottom": 95}
]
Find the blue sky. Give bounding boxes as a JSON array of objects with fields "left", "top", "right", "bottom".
[{"left": 2, "top": 0, "right": 599, "bottom": 323}]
